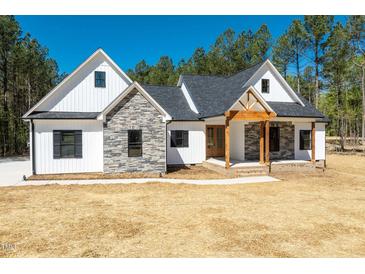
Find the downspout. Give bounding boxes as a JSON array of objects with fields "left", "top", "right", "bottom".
[{"left": 31, "top": 119, "right": 36, "bottom": 175}]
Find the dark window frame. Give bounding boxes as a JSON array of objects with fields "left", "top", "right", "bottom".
[
  {"left": 95, "top": 71, "right": 106, "bottom": 88},
  {"left": 300, "top": 130, "right": 312, "bottom": 150},
  {"left": 170, "top": 130, "right": 189, "bottom": 148},
  {"left": 269, "top": 127, "right": 280, "bottom": 152},
  {"left": 261, "top": 78, "right": 270, "bottom": 93},
  {"left": 53, "top": 130, "right": 82, "bottom": 159},
  {"left": 128, "top": 130, "right": 142, "bottom": 157}
]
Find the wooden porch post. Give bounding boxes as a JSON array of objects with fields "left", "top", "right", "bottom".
[
  {"left": 260, "top": 121, "right": 264, "bottom": 164},
  {"left": 225, "top": 116, "right": 230, "bottom": 169},
  {"left": 265, "top": 120, "right": 270, "bottom": 164},
  {"left": 311, "top": 122, "right": 316, "bottom": 163}
]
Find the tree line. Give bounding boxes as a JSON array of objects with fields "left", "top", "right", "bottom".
[
  {"left": 0, "top": 16, "right": 364, "bottom": 156},
  {"left": 128, "top": 16, "right": 365, "bottom": 151},
  {"left": 0, "top": 16, "right": 62, "bottom": 156}
]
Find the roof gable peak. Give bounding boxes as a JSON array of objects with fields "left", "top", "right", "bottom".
[{"left": 23, "top": 48, "right": 132, "bottom": 118}]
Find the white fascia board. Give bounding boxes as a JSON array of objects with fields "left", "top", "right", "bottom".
[
  {"left": 98, "top": 81, "right": 171, "bottom": 122},
  {"left": 180, "top": 81, "right": 199, "bottom": 114},
  {"left": 23, "top": 48, "right": 132, "bottom": 118},
  {"left": 228, "top": 85, "right": 275, "bottom": 113},
  {"left": 243, "top": 59, "right": 305, "bottom": 107},
  {"left": 177, "top": 75, "right": 183, "bottom": 87},
  {"left": 98, "top": 48, "right": 133, "bottom": 84}
]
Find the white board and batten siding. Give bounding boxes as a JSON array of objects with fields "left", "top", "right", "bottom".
[
  {"left": 37, "top": 55, "right": 130, "bottom": 112},
  {"left": 34, "top": 120, "right": 103, "bottom": 174},
  {"left": 167, "top": 121, "right": 205, "bottom": 165},
  {"left": 230, "top": 121, "right": 245, "bottom": 161},
  {"left": 294, "top": 122, "right": 326, "bottom": 161},
  {"left": 249, "top": 64, "right": 298, "bottom": 103}
]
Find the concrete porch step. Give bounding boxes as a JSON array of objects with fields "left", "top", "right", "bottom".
[
  {"left": 233, "top": 167, "right": 268, "bottom": 176},
  {"left": 203, "top": 161, "right": 269, "bottom": 177}
]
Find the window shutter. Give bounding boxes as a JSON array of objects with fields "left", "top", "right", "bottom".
[
  {"left": 170, "top": 131, "right": 176, "bottom": 147},
  {"left": 75, "top": 130, "right": 83, "bottom": 158},
  {"left": 183, "top": 131, "right": 189, "bottom": 147},
  {"left": 53, "top": 131, "right": 61, "bottom": 159}
]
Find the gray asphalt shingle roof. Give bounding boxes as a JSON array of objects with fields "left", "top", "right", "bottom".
[
  {"left": 142, "top": 85, "right": 200, "bottom": 120},
  {"left": 27, "top": 61, "right": 327, "bottom": 122},
  {"left": 26, "top": 111, "right": 100, "bottom": 119},
  {"left": 144, "top": 61, "right": 327, "bottom": 122},
  {"left": 181, "top": 61, "right": 265, "bottom": 118}
]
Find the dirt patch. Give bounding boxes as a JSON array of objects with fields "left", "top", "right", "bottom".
[
  {"left": 1, "top": 154, "right": 365, "bottom": 257},
  {"left": 164, "top": 165, "right": 228, "bottom": 179}
]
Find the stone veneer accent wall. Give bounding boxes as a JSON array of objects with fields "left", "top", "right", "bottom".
[
  {"left": 103, "top": 89, "right": 166, "bottom": 173},
  {"left": 244, "top": 121, "right": 294, "bottom": 161}
]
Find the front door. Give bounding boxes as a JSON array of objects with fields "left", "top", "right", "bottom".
[{"left": 206, "top": 125, "right": 225, "bottom": 157}]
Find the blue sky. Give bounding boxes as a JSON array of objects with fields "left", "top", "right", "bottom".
[{"left": 16, "top": 16, "right": 346, "bottom": 74}]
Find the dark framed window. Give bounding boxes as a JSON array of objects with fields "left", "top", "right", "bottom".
[
  {"left": 95, "top": 71, "right": 106, "bottom": 87},
  {"left": 300, "top": 130, "right": 311, "bottom": 150},
  {"left": 262, "top": 79, "right": 270, "bottom": 93},
  {"left": 270, "top": 127, "right": 280, "bottom": 152},
  {"left": 170, "top": 130, "right": 189, "bottom": 148},
  {"left": 128, "top": 130, "right": 142, "bottom": 157},
  {"left": 53, "top": 130, "right": 82, "bottom": 159}
]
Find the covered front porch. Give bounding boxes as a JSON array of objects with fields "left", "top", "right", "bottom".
[{"left": 205, "top": 86, "right": 317, "bottom": 169}]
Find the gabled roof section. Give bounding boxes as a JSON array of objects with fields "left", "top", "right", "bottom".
[
  {"left": 228, "top": 86, "right": 275, "bottom": 114},
  {"left": 180, "top": 61, "right": 265, "bottom": 118},
  {"left": 98, "top": 82, "right": 171, "bottom": 121},
  {"left": 23, "top": 48, "right": 132, "bottom": 118},
  {"left": 180, "top": 60, "right": 325, "bottom": 120},
  {"left": 243, "top": 59, "right": 305, "bottom": 106}
]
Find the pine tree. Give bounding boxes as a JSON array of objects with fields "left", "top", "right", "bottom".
[
  {"left": 248, "top": 24, "right": 271, "bottom": 64},
  {"left": 323, "top": 22, "right": 352, "bottom": 150},
  {"left": 347, "top": 15, "right": 365, "bottom": 147},
  {"left": 301, "top": 66, "right": 316, "bottom": 104},
  {"left": 0, "top": 16, "right": 20, "bottom": 156},
  {"left": 287, "top": 20, "right": 309, "bottom": 94},
  {"left": 304, "top": 15, "right": 334, "bottom": 108},
  {"left": 272, "top": 32, "right": 293, "bottom": 79},
  {"left": 0, "top": 16, "right": 59, "bottom": 156}
]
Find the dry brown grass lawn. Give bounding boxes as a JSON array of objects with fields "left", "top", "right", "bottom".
[
  {"left": 1, "top": 154, "right": 365, "bottom": 257},
  {"left": 27, "top": 165, "right": 228, "bottom": 180}
]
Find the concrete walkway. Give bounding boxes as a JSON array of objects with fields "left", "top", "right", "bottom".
[
  {"left": 0, "top": 158, "right": 280, "bottom": 187},
  {"left": 17, "top": 176, "right": 279, "bottom": 187},
  {"left": 0, "top": 157, "right": 32, "bottom": 186}
]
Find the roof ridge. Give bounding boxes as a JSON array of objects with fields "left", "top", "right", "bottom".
[
  {"left": 180, "top": 73, "right": 227, "bottom": 78},
  {"left": 180, "top": 59, "right": 267, "bottom": 79},
  {"left": 227, "top": 60, "right": 267, "bottom": 78}
]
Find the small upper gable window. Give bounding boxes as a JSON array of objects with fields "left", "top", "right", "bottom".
[
  {"left": 95, "top": 71, "right": 106, "bottom": 88},
  {"left": 261, "top": 79, "right": 269, "bottom": 93}
]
